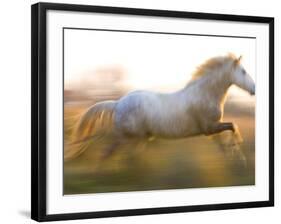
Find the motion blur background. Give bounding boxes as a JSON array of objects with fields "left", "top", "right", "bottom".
[{"left": 64, "top": 29, "right": 256, "bottom": 194}]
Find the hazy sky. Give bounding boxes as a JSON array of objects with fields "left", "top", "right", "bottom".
[{"left": 64, "top": 29, "right": 256, "bottom": 98}]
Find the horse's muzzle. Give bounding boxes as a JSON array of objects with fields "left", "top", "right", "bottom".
[{"left": 250, "top": 86, "right": 255, "bottom": 95}]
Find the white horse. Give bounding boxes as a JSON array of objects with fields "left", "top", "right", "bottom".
[{"left": 64, "top": 54, "right": 255, "bottom": 163}]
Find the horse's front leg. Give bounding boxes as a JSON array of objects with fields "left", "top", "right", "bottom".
[
  {"left": 204, "top": 122, "right": 235, "bottom": 136},
  {"left": 204, "top": 122, "right": 243, "bottom": 146},
  {"left": 207, "top": 122, "right": 246, "bottom": 166}
]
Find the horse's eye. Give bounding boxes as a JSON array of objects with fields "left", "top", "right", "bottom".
[{"left": 242, "top": 69, "right": 246, "bottom": 75}]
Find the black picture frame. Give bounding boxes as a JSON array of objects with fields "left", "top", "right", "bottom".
[{"left": 31, "top": 2, "right": 274, "bottom": 222}]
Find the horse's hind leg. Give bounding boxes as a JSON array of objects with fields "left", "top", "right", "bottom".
[
  {"left": 131, "top": 140, "right": 147, "bottom": 155},
  {"left": 100, "top": 141, "right": 121, "bottom": 160},
  {"left": 92, "top": 141, "right": 121, "bottom": 173}
]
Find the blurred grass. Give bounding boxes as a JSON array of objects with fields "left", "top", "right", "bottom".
[{"left": 64, "top": 99, "right": 255, "bottom": 195}]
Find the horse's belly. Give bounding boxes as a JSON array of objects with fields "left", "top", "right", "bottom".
[{"left": 147, "top": 115, "right": 201, "bottom": 138}]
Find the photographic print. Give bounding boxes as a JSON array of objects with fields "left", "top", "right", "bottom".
[
  {"left": 31, "top": 3, "right": 274, "bottom": 221},
  {"left": 63, "top": 28, "right": 256, "bottom": 194}
]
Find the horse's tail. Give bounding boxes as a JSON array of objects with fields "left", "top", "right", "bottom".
[{"left": 64, "top": 100, "right": 117, "bottom": 161}]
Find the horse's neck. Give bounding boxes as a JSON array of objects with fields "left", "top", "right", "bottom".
[
  {"left": 203, "top": 75, "right": 229, "bottom": 102},
  {"left": 183, "top": 73, "right": 231, "bottom": 105}
]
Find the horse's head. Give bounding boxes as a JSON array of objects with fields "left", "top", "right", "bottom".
[{"left": 230, "top": 55, "right": 255, "bottom": 95}]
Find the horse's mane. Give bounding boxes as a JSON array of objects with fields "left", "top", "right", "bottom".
[{"left": 191, "top": 53, "right": 238, "bottom": 80}]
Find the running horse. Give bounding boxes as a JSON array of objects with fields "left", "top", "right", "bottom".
[{"left": 64, "top": 54, "right": 255, "bottom": 165}]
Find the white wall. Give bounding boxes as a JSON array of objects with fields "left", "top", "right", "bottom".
[{"left": 0, "top": 0, "right": 279, "bottom": 223}]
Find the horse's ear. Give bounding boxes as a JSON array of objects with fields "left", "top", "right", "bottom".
[{"left": 234, "top": 55, "right": 242, "bottom": 65}]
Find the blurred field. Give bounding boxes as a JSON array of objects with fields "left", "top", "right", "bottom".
[{"left": 63, "top": 92, "right": 255, "bottom": 195}]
